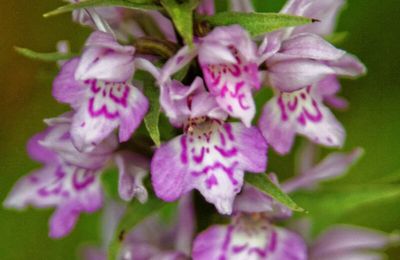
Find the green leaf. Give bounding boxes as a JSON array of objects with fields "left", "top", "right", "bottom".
[
  {"left": 15, "top": 47, "right": 77, "bottom": 62},
  {"left": 108, "top": 196, "right": 173, "bottom": 260},
  {"left": 44, "top": 0, "right": 161, "bottom": 18},
  {"left": 161, "top": 0, "right": 200, "bottom": 45},
  {"left": 143, "top": 79, "right": 161, "bottom": 146},
  {"left": 201, "top": 12, "right": 314, "bottom": 36},
  {"left": 292, "top": 184, "right": 400, "bottom": 235},
  {"left": 245, "top": 173, "right": 304, "bottom": 212}
]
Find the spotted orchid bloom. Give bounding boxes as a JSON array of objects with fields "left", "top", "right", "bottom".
[
  {"left": 193, "top": 213, "right": 307, "bottom": 260},
  {"left": 160, "top": 25, "right": 264, "bottom": 127},
  {"left": 53, "top": 31, "right": 159, "bottom": 152},
  {"left": 192, "top": 146, "right": 362, "bottom": 260},
  {"left": 3, "top": 114, "right": 149, "bottom": 238},
  {"left": 257, "top": 0, "right": 366, "bottom": 154},
  {"left": 83, "top": 195, "right": 195, "bottom": 260},
  {"left": 151, "top": 77, "right": 267, "bottom": 214}
]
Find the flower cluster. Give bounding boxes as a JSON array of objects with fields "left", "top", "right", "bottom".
[{"left": 4, "top": 0, "right": 397, "bottom": 259}]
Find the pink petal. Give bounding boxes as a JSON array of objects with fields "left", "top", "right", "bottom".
[{"left": 114, "top": 151, "right": 148, "bottom": 202}]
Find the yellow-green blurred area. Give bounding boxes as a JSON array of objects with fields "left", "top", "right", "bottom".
[{"left": 1, "top": 0, "right": 400, "bottom": 259}]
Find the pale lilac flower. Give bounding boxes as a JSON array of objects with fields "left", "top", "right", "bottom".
[
  {"left": 160, "top": 25, "right": 263, "bottom": 127},
  {"left": 151, "top": 77, "right": 267, "bottom": 214},
  {"left": 3, "top": 114, "right": 148, "bottom": 238},
  {"left": 192, "top": 213, "right": 307, "bottom": 260},
  {"left": 53, "top": 31, "right": 155, "bottom": 152},
  {"left": 257, "top": 0, "right": 366, "bottom": 154},
  {"left": 193, "top": 147, "right": 362, "bottom": 260}
]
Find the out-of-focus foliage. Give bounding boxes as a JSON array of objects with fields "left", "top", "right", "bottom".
[{"left": 1, "top": 0, "right": 400, "bottom": 259}]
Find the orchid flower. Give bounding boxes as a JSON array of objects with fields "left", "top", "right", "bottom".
[
  {"left": 257, "top": 0, "right": 366, "bottom": 154},
  {"left": 53, "top": 31, "right": 160, "bottom": 152},
  {"left": 192, "top": 146, "right": 362, "bottom": 260},
  {"left": 151, "top": 77, "right": 268, "bottom": 214},
  {"left": 3, "top": 113, "right": 148, "bottom": 238},
  {"left": 160, "top": 25, "right": 264, "bottom": 127}
]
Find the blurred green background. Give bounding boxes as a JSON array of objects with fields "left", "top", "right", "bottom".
[{"left": 1, "top": 0, "right": 400, "bottom": 259}]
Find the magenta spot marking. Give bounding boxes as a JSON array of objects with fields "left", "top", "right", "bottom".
[
  {"left": 192, "top": 147, "right": 205, "bottom": 164},
  {"left": 229, "top": 64, "right": 241, "bottom": 77},
  {"left": 214, "top": 146, "right": 238, "bottom": 158},
  {"left": 72, "top": 169, "right": 95, "bottom": 190},
  {"left": 88, "top": 97, "right": 119, "bottom": 119},
  {"left": 268, "top": 230, "right": 277, "bottom": 252},
  {"left": 90, "top": 80, "right": 102, "bottom": 93},
  {"left": 277, "top": 96, "right": 288, "bottom": 121},
  {"left": 297, "top": 113, "right": 306, "bottom": 126},
  {"left": 300, "top": 93, "right": 307, "bottom": 100},
  {"left": 232, "top": 244, "right": 248, "bottom": 254},
  {"left": 191, "top": 161, "right": 239, "bottom": 186},
  {"left": 109, "top": 83, "right": 130, "bottom": 108},
  {"left": 180, "top": 136, "right": 188, "bottom": 164},
  {"left": 220, "top": 225, "right": 234, "bottom": 257},
  {"left": 219, "top": 130, "right": 226, "bottom": 146},
  {"left": 287, "top": 96, "right": 298, "bottom": 111},
  {"left": 303, "top": 99, "right": 323, "bottom": 122},
  {"left": 205, "top": 174, "right": 218, "bottom": 189},
  {"left": 223, "top": 123, "right": 235, "bottom": 141}
]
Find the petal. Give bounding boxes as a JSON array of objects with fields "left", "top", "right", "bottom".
[
  {"left": 259, "top": 87, "right": 345, "bottom": 154},
  {"left": 231, "top": 123, "right": 268, "bottom": 173},
  {"left": 233, "top": 185, "right": 291, "bottom": 219},
  {"left": 266, "top": 58, "right": 335, "bottom": 92},
  {"left": 40, "top": 113, "right": 117, "bottom": 168},
  {"left": 175, "top": 194, "right": 196, "bottom": 255},
  {"left": 27, "top": 130, "right": 57, "bottom": 164},
  {"left": 49, "top": 204, "right": 80, "bottom": 238},
  {"left": 159, "top": 45, "right": 198, "bottom": 84},
  {"left": 114, "top": 151, "right": 148, "bottom": 202},
  {"left": 151, "top": 122, "right": 267, "bottom": 214},
  {"left": 258, "top": 96, "right": 297, "bottom": 155},
  {"left": 283, "top": 148, "right": 363, "bottom": 193},
  {"left": 280, "top": 33, "right": 345, "bottom": 60},
  {"left": 327, "top": 53, "right": 367, "bottom": 78},
  {"left": 193, "top": 224, "right": 307, "bottom": 260},
  {"left": 75, "top": 31, "right": 135, "bottom": 82},
  {"left": 311, "top": 225, "right": 395, "bottom": 260},
  {"left": 257, "top": 31, "right": 282, "bottom": 65},
  {"left": 53, "top": 58, "right": 85, "bottom": 108},
  {"left": 3, "top": 166, "right": 62, "bottom": 209},
  {"left": 151, "top": 135, "right": 187, "bottom": 202},
  {"left": 118, "top": 85, "right": 149, "bottom": 142},
  {"left": 4, "top": 164, "right": 103, "bottom": 238},
  {"left": 71, "top": 81, "right": 147, "bottom": 151}
]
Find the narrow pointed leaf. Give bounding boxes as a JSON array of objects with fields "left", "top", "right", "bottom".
[
  {"left": 201, "top": 12, "right": 314, "bottom": 36},
  {"left": 44, "top": 0, "right": 161, "bottom": 18},
  {"left": 108, "top": 196, "right": 174, "bottom": 260},
  {"left": 161, "top": 0, "right": 200, "bottom": 45},
  {"left": 143, "top": 80, "right": 161, "bottom": 146},
  {"left": 15, "top": 47, "right": 77, "bottom": 62},
  {"left": 245, "top": 173, "right": 304, "bottom": 212}
]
